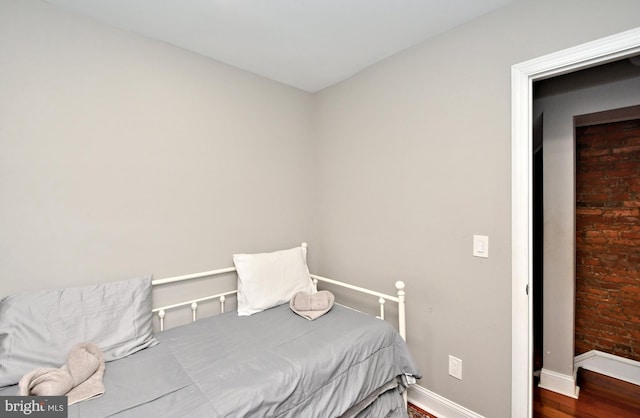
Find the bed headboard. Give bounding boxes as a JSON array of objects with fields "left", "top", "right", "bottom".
[{"left": 151, "top": 243, "right": 407, "bottom": 340}]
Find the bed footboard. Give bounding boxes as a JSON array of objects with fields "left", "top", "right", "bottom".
[{"left": 310, "top": 274, "right": 406, "bottom": 340}]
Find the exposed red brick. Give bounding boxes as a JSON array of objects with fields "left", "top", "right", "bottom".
[
  {"left": 603, "top": 208, "right": 639, "bottom": 218},
  {"left": 612, "top": 145, "right": 640, "bottom": 154},
  {"left": 575, "top": 118, "right": 640, "bottom": 363},
  {"left": 576, "top": 208, "right": 604, "bottom": 216},
  {"left": 581, "top": 148, "right": 611, "bottom": 157}
]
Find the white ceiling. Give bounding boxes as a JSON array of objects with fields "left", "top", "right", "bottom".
[{"left": 43, "top": 0, "right": 521, "bottom": 92}]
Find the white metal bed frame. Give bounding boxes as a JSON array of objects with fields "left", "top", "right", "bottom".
[{"left": 151, "top": 243, "right": 407, "bottom": 340}]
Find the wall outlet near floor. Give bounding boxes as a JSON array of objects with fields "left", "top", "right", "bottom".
[{"left": 449, "top": 355, "right": 462, "bottom": 380}]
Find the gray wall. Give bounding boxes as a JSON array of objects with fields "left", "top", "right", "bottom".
[
  {"left": 535, "top": 73, "right": 640, "bottom": 377},
  {"left": 314, "top": 1, "right": 640, "bottom": 416},
  {"left": 3, "top": 0, "right": 640, "bottom": 416},
  {"left": 0, "top": 0, "right": 316, "bottom": 297}
]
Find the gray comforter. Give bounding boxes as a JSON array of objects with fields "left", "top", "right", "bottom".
[{"left": 1, "top": 304, "right": 420, "bottom": 417}]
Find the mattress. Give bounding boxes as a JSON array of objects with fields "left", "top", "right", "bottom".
[{"left": 1, "top": 303, "right": 420, "bottom": 417}]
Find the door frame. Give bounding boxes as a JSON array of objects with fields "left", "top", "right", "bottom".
[{"left": 511, "top": 27, "right": 640, "bottom": 418}]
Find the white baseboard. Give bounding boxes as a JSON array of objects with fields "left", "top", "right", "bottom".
[
  {"left": 538, "top": 368, "right": 579, "bottom": 399},
  {"left": 574, "top": 350, "right": 640, "bottom": 386},
  {"left": 408, "top": 384, "right": 485, "bottom": 418}
]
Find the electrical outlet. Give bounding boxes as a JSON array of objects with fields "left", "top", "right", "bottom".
[{"left": 448, "top": 355, "right": 462, "bottom": 380}]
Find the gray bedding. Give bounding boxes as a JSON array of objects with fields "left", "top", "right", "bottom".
[{"left": 1, "top": 304, "right": 420, "bottom": 417}]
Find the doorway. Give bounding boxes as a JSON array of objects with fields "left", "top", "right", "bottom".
[
  {"left": 511, "top": 27, "right": 640, "bottom": 418},
  {"left": 530, "top": 63, "right": 640, "bottom": 401}
]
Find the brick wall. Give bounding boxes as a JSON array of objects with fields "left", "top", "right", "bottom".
[{"left": 575, "top": 118, "right": 640, "bottom": 362}]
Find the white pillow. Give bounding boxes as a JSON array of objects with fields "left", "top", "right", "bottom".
[{"left": 234, "top": 246, "right": 315, "bottom": 316}]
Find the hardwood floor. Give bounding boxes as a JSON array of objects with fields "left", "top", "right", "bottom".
[
  {"left": 407, "top": 403, "right": 437, "bottom": 418},
  {"left": 534, "top": 369, "right": 640, "bottom": 417}
]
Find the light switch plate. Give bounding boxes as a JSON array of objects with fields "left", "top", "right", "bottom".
[
  {"left": 473, "top": 235, "right": 489, "bottom": 258},
  {"left": 449, "top": 355, "right": 462, "bottom": 380}
]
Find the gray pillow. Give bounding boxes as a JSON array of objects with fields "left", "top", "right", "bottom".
[{"left": 0, "top": 276, "right": 158, "bottom": 387}]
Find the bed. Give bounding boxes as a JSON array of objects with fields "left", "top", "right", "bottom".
[{"left": 0, "top": 244, "right": 420, "bottom": 417}]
